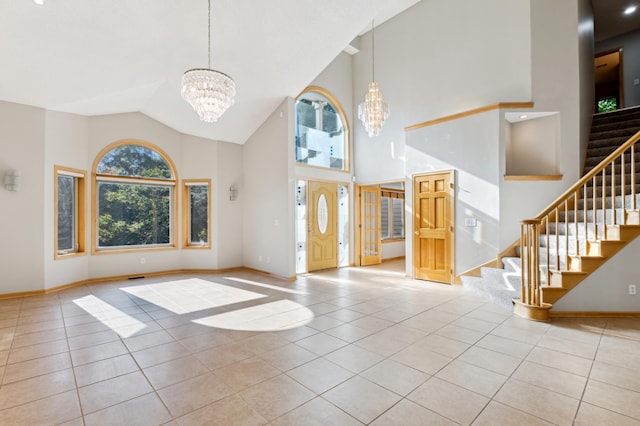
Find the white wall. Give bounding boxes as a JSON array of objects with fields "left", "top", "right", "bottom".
[
  {"left": 552, "top": 237, "right": 640, "bottom": 312},
  {"left": 215, "top": 141, "right": 244, "bottom": 269},
  {"left": 0, "top": 101, "right": 45, "bottom": 293},
  {"left": 578, "top": 0, "right": 595, "bottom": 164},
  {"left": 44, "top": 111, "right": 90, "bottom": 290},
  {"left": 405, "top": 110, "right": 502, "bottom": 275},
  {"left": 243, "top": 98, "right": 295, "bottom": 278},
  {"left": 353, "top": 0, "right": 532, "bottom": 185}
]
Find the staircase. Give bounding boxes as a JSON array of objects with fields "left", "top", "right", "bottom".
[{"left": 462, "top": 106, "right": 640, "bottom": 319}]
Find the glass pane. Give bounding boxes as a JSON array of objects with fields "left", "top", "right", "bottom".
[
  {"left": 98, "top": 182, "right": 171, "bottom": 247},
  {"left": 380, "top": 197, "right": 390, "bottom": 240},
  {"left": 57, "top": 175, "right": 75, "bottom": 252},
  {"left": 189, "top": 185, "right": 209, "bottom": 245},
  {"left": 96, "top": 144, "right": 172, "bottom": 179},
  {"left": 392, "top": 198, "right": 405, "bottom": 238},
  {"left": 295, "top": 92, "right": 346, "bottom": 170}
]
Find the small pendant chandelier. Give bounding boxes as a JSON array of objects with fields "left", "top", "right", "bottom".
[
  {"left": 358, "top": 20, "right": 389, "bottom": 137},
  {"left": 182, "top": 0, "right": 236, "bottom": 123}
]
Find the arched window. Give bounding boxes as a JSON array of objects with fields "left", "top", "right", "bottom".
[
  {"left": 92, "top": 141, "right": 177, "bottom": 252},
  {"left": 295, "top": 87, "right": 349, "bottom": 171}
]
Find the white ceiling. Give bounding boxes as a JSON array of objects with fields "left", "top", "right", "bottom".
[{"left": 0, "top": 0, "right": 420, "bottom": 144}]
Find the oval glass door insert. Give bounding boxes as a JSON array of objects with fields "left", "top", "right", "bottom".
[{"left": 317, "top": 194, "right": 328, "bottom": 234}]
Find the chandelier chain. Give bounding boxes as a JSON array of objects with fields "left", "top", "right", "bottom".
[
  {"left": 371, "top": 20, "right": 375, "bottom": 82},
  {"left": 208, "top": 0, "right": 211, "bottom": 69}
]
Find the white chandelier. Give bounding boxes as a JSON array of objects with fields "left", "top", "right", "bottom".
[
  {"left": 358, "top": 21, "right": 389, "bottom": 137},
  {"left": 182, "top": 0, "right": 235, "bottom": 123}
]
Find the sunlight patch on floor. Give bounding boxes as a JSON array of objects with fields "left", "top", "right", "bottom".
[
  {"left": 73, "top": 295, "right": 146, "bottom": 338},
  {"left": 223, "top": 276, "right": 308, "bottom": 295},
  {"left": 120, "top": 278, "right": 266, "bottom": 314},
  {"left": 192, "top": 299, "right": 314, "bottom": 331}
]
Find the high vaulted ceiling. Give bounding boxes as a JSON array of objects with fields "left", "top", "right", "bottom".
[
  {"left": 2, "top": 1, "right": 639, "bottom": 145},
  {"left": 0, "top": 0, "right": 419, "bottom": 144}
]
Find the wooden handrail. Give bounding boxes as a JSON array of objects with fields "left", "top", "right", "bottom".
[{"left": 534, "top": 130, "right": 640, "bottom": 220}]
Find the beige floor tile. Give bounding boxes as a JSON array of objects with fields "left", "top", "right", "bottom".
[
  {"left": 295, "top": 332, "right": 348, "bottom": 355},
  {"left": 158, "top": 372, "right": 234, "bottom": 417},
  {"left": 408, "top": 377, "right": 489, "bottom": 425},
  {"left": 78, "top": 371, "right": 153, "bottom": 414},
  {"left": 494, "top": 379, "right": 580, "bottom": 425},
  {"left": 472, "top": 401, "right": 553, "bottom": 426},
  {"left": 526, "top": 346, "right": 593, "bottom": 377},
  {"left": 240, "top": 332, "right": 291, "bottom": 354},
  {"left": 464, "top": 308, "right": 511, "bottom": 324},
  {"left": 545, "top": 322, "right": 603, "bottom": 346},
  {"left": 194, "top": 341, "right": 254, "bottom": 370},
  {"left": 490, "top": 324, "right": 545, "bottom": 345},
  {"left": 375, "top": 324, "right": 427, "bottom": 345},
  {"left": 349, "top": 301, "right": 387, "bottom": 315},
  {"left": 435, "top": 359, "right": 508, "bottom": 397},
  {"left": 2, "top": 351, "right": 71, "bottom": 384},
  {"left": 144, "top": 354, "right": 210, "bottom": 390},
  {"left": 536, "top": 335, "right": 598, "bottom": 360},
  {"left": 370, "top": 308, "right": 414, "bottom": 323},
  {"left": 457, "top": 346, "right": 522, "bottom": 376},
  {"left": 324, "top": 344, "right": 384, "bottom": 373},
  {"left": 74, "top": 353, "right": 139, "bottom": 387},
  {"left": 67, "top": 329, "right": 120, "bottom": 351},
  {"left": 286, "top": 357, "right": 353, "bottom": 394},
  {"left": 413, "top": 334, "right": 471, "bottom": 358},
  {"left": 583, "top": 379, "right": 640, "bottom": 420},
  {"left": 178, "top": 330, "right": 233, "bottom": 353},
  {"left": 308, "top": 314, "right": 345, "bottom": 331},
  {"left": 7, "top": 338, "right": 69, "bottom": 364},
  {"left": 475, "top": 334, "right": 534, "bottom": 358},
  {"left": 59, "top": 417, "right": 85, "bottom": 426},
  {"left": 65, "top": 320, "right": 112, "bottom": 338},
  {"left": 434, "top": 324, "right": 486, "bottom": 344},
  {"left": 165, "top": 323, "right": 212, "bottom": 340},
  {"left": 590, "top": 360, "right": 640, "bottom": 393},
  {"left": 308, "top": 302, "right": 341, "bottom": 315},
  {"left": 323, "top": 376, "right": 402, "bottom": 424},
  {"left": 349, "top": 316, "right": 394, "bottom": 333},
  {"left": 83, "top": 392, "right": 172, "bottom": 426},
  {"left": 326, "top": 308, "right": 368, "bottom": 322},
  {"left": 354, "top": 332, "right": 411, "bottom": 357},
  {"left": 325, "top": 323, "right": 374, "bottom": 342},
  {"left": 123, "top": 329, "right": 175, "bottom": 352},
  {"left": 400, "top": 316, "right": 448, "bottom": 333},
  {"left": 391, "top": 345, "right": 453, "bottom": 375},
  {"left": 511, "top": 360, "right": 587, "bottom": 399},
  {"left": 0, "top": 368, "right": 76, "bottom": 410},
  {"left": 274, "top": 325, "right": 319, "bottom": 342},
  {"left": 574, "top": 402, "right": 640, "bottom": 426},
  {"left": 10, "top": 327, "right": 67, "bottom": 348},
  {"left": 0, "top": 390, "right": 81, "bottom": 426},
  {"left": 360, "top": 359, "right": 429, "bottom": 396},
  {"left": 71, "top": 340, "right": 128, "bottom": 366},
  {"left": 451, "top": 315, "right": 498, "bottom": 333},
  {"left": 132, "top": 341, "right": 191, "bottom": 368},
  {"left": 240, "top": 374, "right": 316, "bottom": 420},
  {"left": 371, "top": 398, "right": 457, "bottom": 426},
  {"left": 176, "top": 394, "right": 267, "bottom": 426},
  {"left": 271, "top": 396, "right": 362, "bottom": 426},
  {"left": 258, "top": 343, "right": 317, "bottom": 372},
  {"left": 214, "top": 356, "right": 280, "bottom": 391}
]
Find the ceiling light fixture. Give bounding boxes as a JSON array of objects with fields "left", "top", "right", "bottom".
[
  {"left": 181, "top": 0, "right": 235, "bottom": 123},
  {"left": 33, "top": 0, "right": 44, "bottom": 5},
  {"left": 358, "top": 20, "right": 389, "bottom": 138},
  {"left": 624, "top": 5, "right": 637, "bottom": 15}
]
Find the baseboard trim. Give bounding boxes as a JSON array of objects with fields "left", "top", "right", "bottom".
[
  {"left": 0, "top": 266, "right": 288, "bottom": 299},
  {"left": 550, "top": 311, "right": 640, "bottom": 318}
]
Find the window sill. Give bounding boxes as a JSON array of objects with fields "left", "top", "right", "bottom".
[
  {"left": 54, "top": 251, "right": 87, "bottom": 260},
  {"left": 382, "top": 238, "right": 405, "bottom": 243}
]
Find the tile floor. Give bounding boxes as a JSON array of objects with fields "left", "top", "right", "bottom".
[{"left": 0, "top": 261, "right": 639, "bottom": 425}]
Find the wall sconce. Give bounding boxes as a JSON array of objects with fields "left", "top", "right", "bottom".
[
  {"left": 229, "top": 185, "right": 238, "bottom": 201},
  {"left": 4, "top": 170, "right": 20, "bottom": 191}
]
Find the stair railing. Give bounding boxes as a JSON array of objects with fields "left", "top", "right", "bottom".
[{"left": 519, "top": 129, "right": 640, "bottom": 309}]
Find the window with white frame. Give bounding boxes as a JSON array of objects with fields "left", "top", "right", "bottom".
[
  {"left": 93, "top": 142, "right": 176, "bottom": 251},
  {"left": 183, "top": 180, "right": 211, "bottom": 248},
  {"left": 380, "top": 190, "right": 405, "bottom": 240},
  {"left": 55, "top": 166, "right": 87, "bottom": 258}
]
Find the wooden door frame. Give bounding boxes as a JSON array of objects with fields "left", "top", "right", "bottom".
[
  {"left": 355, "top": 184, "right": 382, "bottom": 266},
  {"left": 411, "top": 170, "right": 455, "bottom": 283}
]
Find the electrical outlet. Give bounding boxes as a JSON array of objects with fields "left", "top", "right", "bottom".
[
  {"left": 630, "top": 284, "right": 637, "bottom": 295},
  {"left": 140, "top": 257, "right": 146, "bottom": 264}
]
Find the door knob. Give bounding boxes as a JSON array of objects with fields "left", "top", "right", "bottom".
[{"left": 414, "top": 231, "right": 419, "bottom": 235}]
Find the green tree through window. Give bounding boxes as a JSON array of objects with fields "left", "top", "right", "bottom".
[{"left": 95, "top": 143, "right": 175, "bottom": 249}]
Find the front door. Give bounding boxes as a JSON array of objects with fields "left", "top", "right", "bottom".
[
  {"left": 308, "top": 181, "right": 338, "bottom": 271},
  {"left": 413, "top": 171, "right": 454, "bottom": 283}
]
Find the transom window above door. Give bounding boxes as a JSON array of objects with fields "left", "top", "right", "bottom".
[{"left": 295, "top": 87, "right": 349, "bottom": 171}]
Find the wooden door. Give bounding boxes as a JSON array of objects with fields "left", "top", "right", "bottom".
[
  {"left": 308, "top": 181, "right": 338, "bottom": 271},
  {"left": 413, "top": 171, "right": 453, "bottom": 283},
  {"left": 358, "top": 186, "right": 382, "bottom": 266}
]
